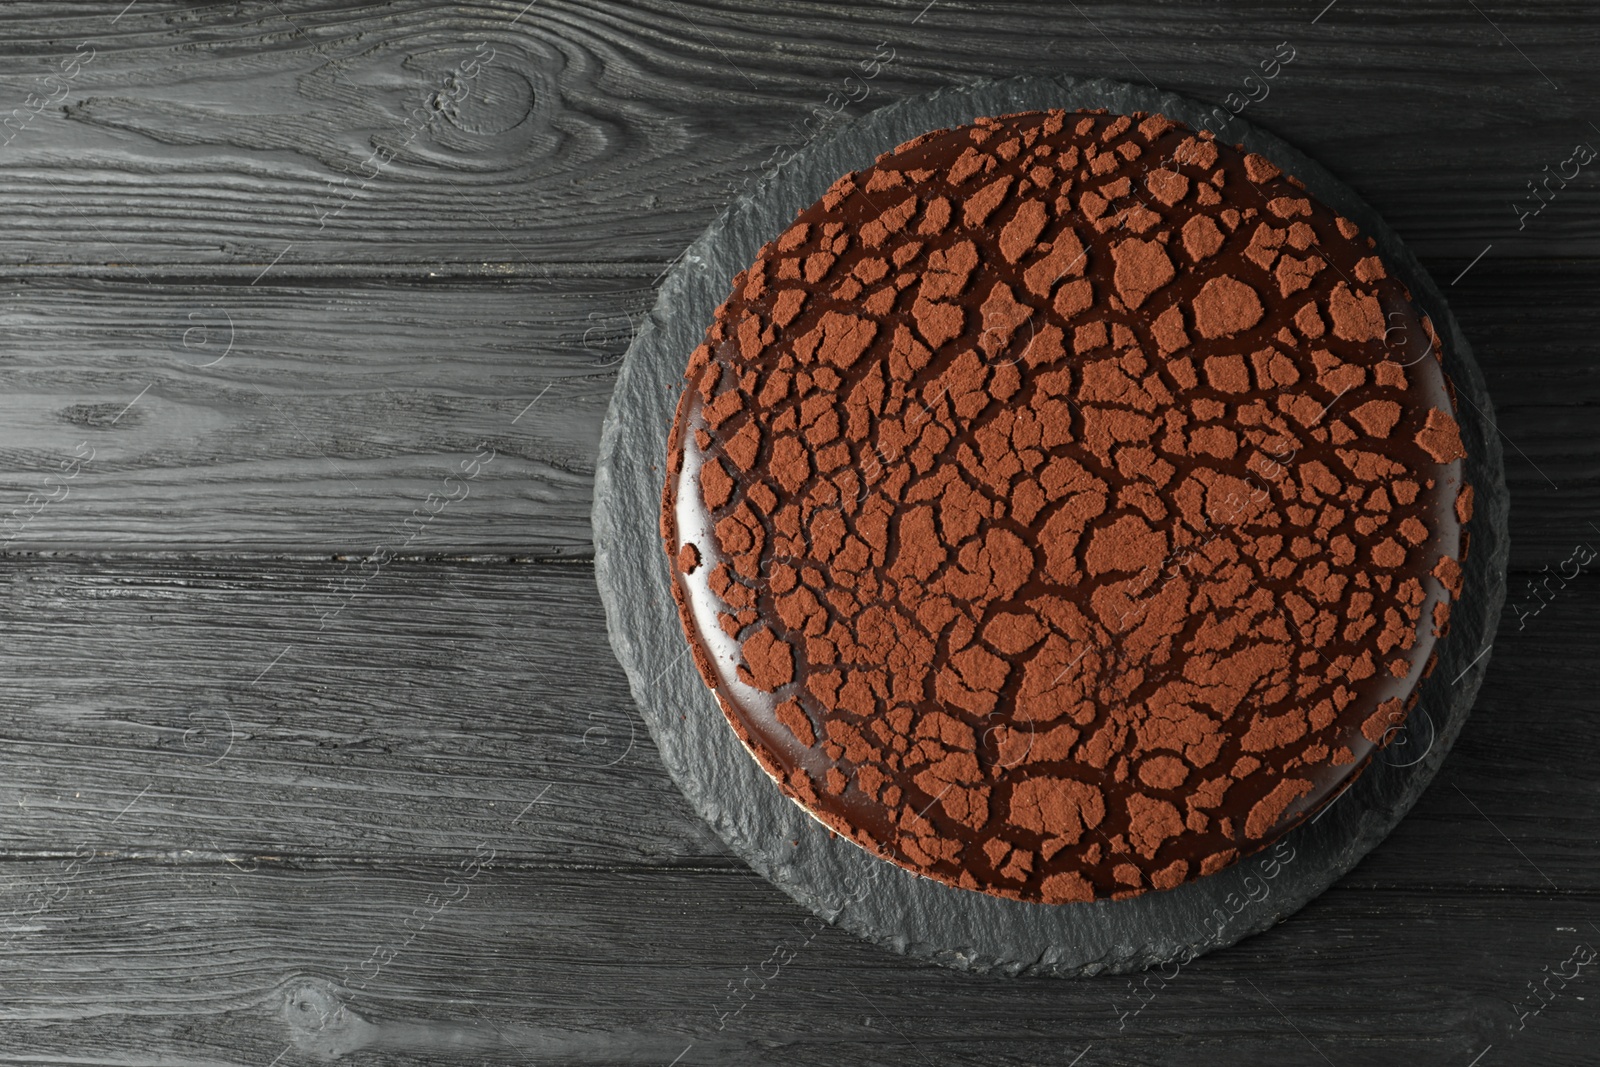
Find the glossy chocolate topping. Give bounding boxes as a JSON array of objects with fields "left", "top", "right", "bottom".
[{"left": 661, "top": 109, "right": 1469, "bottom": 903}]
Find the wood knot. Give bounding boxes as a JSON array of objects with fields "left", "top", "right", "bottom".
[
  {"left": 437, "top": 64, "right": 535, "bottom": 136},
  {"left": 281, "top": 976, "right": 376, "bottom": 1058},
  {"left": 59, "top": 402, "right": 139, "bottom": 430}
]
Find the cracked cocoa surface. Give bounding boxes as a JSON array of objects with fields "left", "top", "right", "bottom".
[{"left": 661, "top": 109, "right": 1469, "bottom": 903}]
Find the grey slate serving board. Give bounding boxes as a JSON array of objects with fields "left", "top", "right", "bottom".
[{"left": 594, "top": 75, "right": 1508, "bottom": 976}]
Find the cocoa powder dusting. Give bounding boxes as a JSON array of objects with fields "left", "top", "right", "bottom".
[{"left": 661, "top": 109, "right": 1467, "bottom": 903}]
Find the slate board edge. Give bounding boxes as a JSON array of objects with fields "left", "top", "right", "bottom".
[{"left": 593, "top": 74, "right": 1509, "bottom": 977}]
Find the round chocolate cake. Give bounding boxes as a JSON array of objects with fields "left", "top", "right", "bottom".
[{"left": 660, "top": 108, "right": 1471, "bottom": 904}]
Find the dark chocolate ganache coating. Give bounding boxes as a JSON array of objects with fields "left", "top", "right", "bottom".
[{"left": 661, "top": 109, "right": 1470, "bottom": 903}]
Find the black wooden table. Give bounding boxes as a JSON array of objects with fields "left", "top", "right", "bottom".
[{"left": 0, "top": 2, "right": 1593, "bottom": 1064}]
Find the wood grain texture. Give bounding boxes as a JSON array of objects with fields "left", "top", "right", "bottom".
[
  {"left": 0, "top": 0, "right": 1592, "bottom": 275},
  {"left": 0, "top": 557, "right": 726, "bottom": 866},
  {"left": 0, "top": 861, "right": 1594, "bottom": 1066},
  {"left": 0, "top": 2, "right": 1593, "bottom": 1062},
  {"left": 0, "top": 262, "right": 1592, "bottom": 561},
  {"left": 0, "top": 278, "right": 652, "bottom": 556}
]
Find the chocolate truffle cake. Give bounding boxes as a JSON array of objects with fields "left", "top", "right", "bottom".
[{"left": 660, "top": 108, "right": 1471, "bottom": 904}]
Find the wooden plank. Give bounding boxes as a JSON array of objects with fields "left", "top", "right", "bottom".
[
  {"left": 0, "top": 858, "right": 1593, "bottom": 1065},
  {"left": 0, "top": 0, "right": 1594, "bottom": 274},
  {"left": 0, "top": 277, "right": 656, "bottom": 556},
  {"left": 1458, "top": 258, "right": 1600, "bottom": 572},
  {"left": 0, "top": 556, "right": 1593, "bottom": 898},
  {"left": 0, "top": 262, "right": 1592, "bottom": 560},
  {"left": 0, "top": 557, "right": 728, "bottom": 867}
]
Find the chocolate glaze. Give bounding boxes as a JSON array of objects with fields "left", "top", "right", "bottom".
[{"left": 661, "top": 109, "right": 1468, "bottom": 903}]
